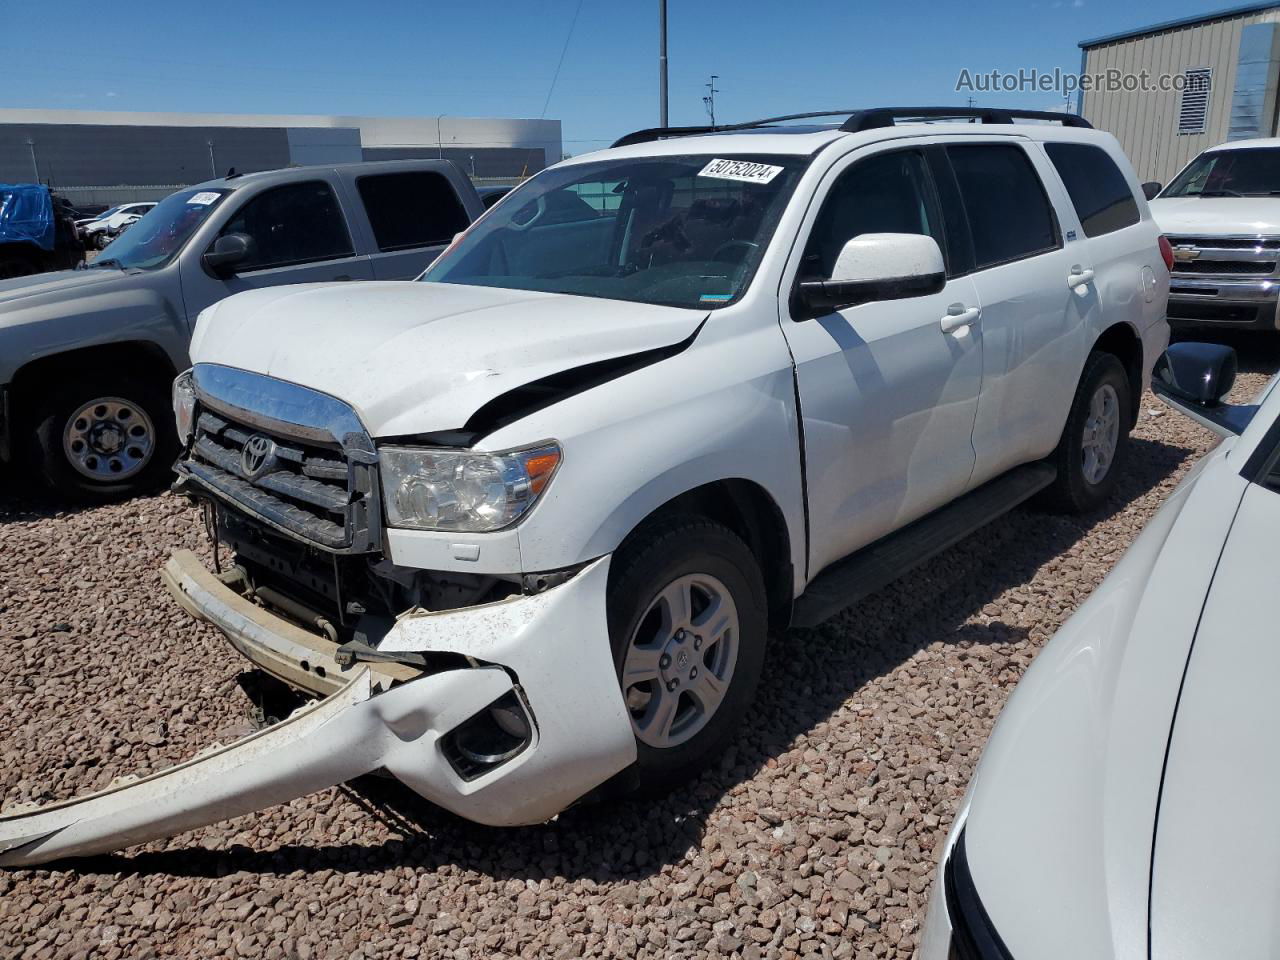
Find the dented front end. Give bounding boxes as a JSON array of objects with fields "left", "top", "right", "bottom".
[{"left": 0, "top": 550, "right": 635, "bottom": 867}]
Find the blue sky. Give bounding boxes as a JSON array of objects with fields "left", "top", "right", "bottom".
[{"left": 3, "top": 0, "right": 1242, "bottom": 154}]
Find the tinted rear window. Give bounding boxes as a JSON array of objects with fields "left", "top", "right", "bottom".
[
  {"left": 357, "top": 171, "right": 470, "bottom": 252},
  {"left": 1045, "top": 143, "right": 1140, "bottom": 237},
  {"left": 947, "top": 144, "right": 1060, "bottom": 270}
]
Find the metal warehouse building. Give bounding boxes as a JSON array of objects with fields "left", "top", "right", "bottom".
[
  {"left": 1080, "top": 2, "right": 1280, "bottom": 183},
  {"left": 0, "top": 109, "right": 562, "bottom": 206}
]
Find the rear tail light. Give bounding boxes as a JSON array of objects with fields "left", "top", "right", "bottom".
[{"left": 1159, "top": 235, "right": 1175, "bottom": 272}]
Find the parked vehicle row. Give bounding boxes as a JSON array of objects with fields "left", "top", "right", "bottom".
[
  {"left": 0, "top": 106, "right": 1175, "bottom": 864},
  {"left": 0, "top": 160, "right": 483, "bottom": 500}
]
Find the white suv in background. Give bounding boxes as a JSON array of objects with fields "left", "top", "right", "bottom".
[
  {"left": 1149, "top": 138, "right": 1280, "bottom": 331},
  {"left": 0, "top": 107, "right": 1170, "bottom": 865},
  {"left": 79, "top": 201, "right": 156, "bottom": 248}
]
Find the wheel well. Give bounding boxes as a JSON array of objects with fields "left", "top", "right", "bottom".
[
  {"left": 10, "top": 341, "right": 177, "bottom": 430},
  {"left": 628, "top": 479, "right": 794, "bottom": 631},
  {"left": 1091, "top": 323, "right": 1144, "bottom": 427}
]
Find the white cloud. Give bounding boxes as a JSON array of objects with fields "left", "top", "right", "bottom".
[{"left": 105, "top": 91, "right": 118, "bottom": 98}]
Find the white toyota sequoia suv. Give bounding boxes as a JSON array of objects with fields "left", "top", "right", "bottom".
[{"left": 0, "top": 107, "right": 1171, "bottom": 865}]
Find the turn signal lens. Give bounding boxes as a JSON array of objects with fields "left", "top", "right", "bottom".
[{"left": 1159, "top": 235, "right": 1175, "bottom": 272}]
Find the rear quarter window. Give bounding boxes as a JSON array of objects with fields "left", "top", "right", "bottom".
[
  {"left": 357, "top": 171, "right": 471, "bottom": 252},
  {"left": 1044, "top": 142, "right": 1141, "bottom": 237}
]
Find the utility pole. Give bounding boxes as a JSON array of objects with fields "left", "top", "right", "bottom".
[
  {"left": 658, "top": 0, "right": 668, "bottom": 126},
  {"left": 207, "top": 140, "right": 217, "bottom": 178},
  {"left": 26, "top": 139, "right": 39, "bottom": 183},
  {"left": 703, "top": 75, "right": 720, "bottom": 127}
]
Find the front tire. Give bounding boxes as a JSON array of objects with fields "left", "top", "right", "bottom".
[
  {"left": 607, "top": 516, "right": 767, "bottom": 794},
  {"left": 1040, "top": 350, "right": 1131, "bottom": 513},
  {"left": 29, "top": 374, "right": 178, "bottom": 501}
]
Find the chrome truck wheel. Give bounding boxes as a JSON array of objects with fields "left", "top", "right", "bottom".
[{"left": 62, "top": 396, "right": 156, "bottom": 482}]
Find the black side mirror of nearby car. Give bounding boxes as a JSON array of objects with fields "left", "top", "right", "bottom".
[
  {"left": 1152, "top": 342, "right": 1252, "bottom": 436},
  {"left": 202, "top": 232, "right": 255, "bottom": 276},
  {"left": 1142, "top": 181, "right": 1163, "bottom": 201}
]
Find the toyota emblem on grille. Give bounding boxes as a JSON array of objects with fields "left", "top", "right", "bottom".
[{"left": 241, "top": 434, "right": 277, "bottom": 480}]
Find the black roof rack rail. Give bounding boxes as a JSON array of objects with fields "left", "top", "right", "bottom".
[{"left": 611, "top": 106, "right": 1091, "bottom": 148}]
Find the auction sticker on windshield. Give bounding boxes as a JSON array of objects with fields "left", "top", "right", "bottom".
[
  {"left": 187, "top": 192, "right": 222, "bottom": 206},
  {"left": 698, "top": 159, "right": 784, "bottom": 185}
]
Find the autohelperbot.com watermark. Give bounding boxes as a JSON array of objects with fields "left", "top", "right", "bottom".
[{"left": 956, "top": 68, "right": 1208, "bottom": 97}]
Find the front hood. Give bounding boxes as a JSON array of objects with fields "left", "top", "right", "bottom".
[
  {"left": 1148, "top": 480, "right": 1280, "bottom": 958},
  {"left": 1149, "top": 196, "right": 1280, "bottom": 235},
  {"left": 960, "top": 444, "right": 1248, "bottom": 960},
  {"left": 0, "top": 268, "right": 126, "bottom": 316},
  {"left": 189, "top": 282, "right": 706, "bottom": 438}
]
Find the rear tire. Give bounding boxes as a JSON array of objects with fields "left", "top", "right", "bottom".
[
  {"left": 29, "top": 373, "right": 178, "bottom": 501},
  {"left": 606, "top": 515, "right": 767, "bottom": 795},
  {"left": 1039, "top": 351, "right": 1131, "bottom": 513}
]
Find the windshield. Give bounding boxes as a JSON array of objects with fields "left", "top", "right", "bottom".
[
  {"left": 95, "top": 188, "right": 228, "bottom": 269},
  {"left": 421, "top": 154, "right": 808, "bottom": 309},
  {"left": 92, "top": 206, "right": 122, "bottom": 221},
  {"left": 1163, "top": 148, "right": 1280, "bottom": 197}
]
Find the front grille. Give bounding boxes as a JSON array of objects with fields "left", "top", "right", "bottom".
[
  {"left": 1175, "top": 259, "right": 1274, "bottom": 275},
  {"left": 1168, "top": 234, "right": 1280, "bottom": 279},
  {"left": 1167, "top": 301, "right": 1268, "bottom": 324},
  {"left": 180, "top": 410, "right": 380, "bottom": 553}
]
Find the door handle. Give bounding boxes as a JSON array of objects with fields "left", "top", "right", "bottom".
[
  {"left": 940, "top": 304, "right": 981, "bottom": 334},
  {"left": 1068, "top": 267, "right": 1095, "bottom": 288}
]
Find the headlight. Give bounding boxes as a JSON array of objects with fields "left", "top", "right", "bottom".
[
  {"left": 380, "top": 443, "right": 561, "bottom": 532},
  {"left": 172, "top": 369, "right": 196, "bottom": 445}
]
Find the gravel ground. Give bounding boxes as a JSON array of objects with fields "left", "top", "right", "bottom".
[{"left": 1, "top": 343, "right": 1275, "bottom": 960}]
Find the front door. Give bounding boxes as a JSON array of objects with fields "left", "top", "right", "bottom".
[
  {"left": 180, "top": 179, "right": 374, "bottom": 322},
  {"left": 780, "top": 147, "right": 984, "bottom": 580}
]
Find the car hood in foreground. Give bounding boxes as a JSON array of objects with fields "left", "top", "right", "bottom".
[
  {"left": 189, "top": 281, "right": 707, "bottom": 439},
  {"left": 1149, "top": 196, "right": 1280, "bottom": 235},
  {"left": 960, "top": 443, "right": 1248, "bottom": 960},
  {"left": 1148, "top": 478, "right": 1280, "bottom": 959}
]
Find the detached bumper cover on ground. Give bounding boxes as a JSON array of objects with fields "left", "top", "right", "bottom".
[{"left": 0, "top": 552, "right": 636, "bottom": 867}]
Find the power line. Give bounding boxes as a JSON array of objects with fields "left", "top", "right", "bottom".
[{"left": 541, "top": 0, "right": 585, "bottom": 119}]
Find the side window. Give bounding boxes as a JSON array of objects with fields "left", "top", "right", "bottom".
[
  {"left": 947, "top": 144, "right": 1060, "bottom": 270},
  {"left": 356, "top": 172, "right": 471, "bottom": 252},
  {"left": 219, "top": 181, "right": 353, "bottom": 271},
  {"left": 1044, "top": 143, "right": 1140, "bottom": 237},
  {"left": 801, "top": 150, "right": 943, "bottom": 279}
]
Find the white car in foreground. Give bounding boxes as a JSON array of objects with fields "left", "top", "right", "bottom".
[
  {"left": 0, "top": 107, "right": 1169, "bottom": 865},
  {"left": 920, "top": 340, "right": 1277, "bottom": 959}
]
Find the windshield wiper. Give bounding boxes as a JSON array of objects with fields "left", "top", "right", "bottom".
[
  {"left": 92, "top": 258, "right": 125, "bottom": 270},
  {"left": 1195, "top": 189, "right": 1244, "bottom": 198}
]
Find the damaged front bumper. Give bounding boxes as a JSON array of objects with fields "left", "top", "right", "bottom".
[{"left": 0, "top": 553, "right": 636, "bottom": 867}]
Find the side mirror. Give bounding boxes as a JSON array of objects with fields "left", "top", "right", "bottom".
[
  {"left": 1142, "top": 181, "right": 1163, "bottom": 201},
  {"left": 794, "top": 233, "right": 946, "bottom": 320},
  {"left": 202, "top": 232, "right": 255, "bottom": 276},
  {"left": 1151, "top": 342, "right": 1250, "bottom": 436}
]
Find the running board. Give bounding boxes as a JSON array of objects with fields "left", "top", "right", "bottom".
[{"left": 791, "top": 462, "right": 1056, "bottom": 628}]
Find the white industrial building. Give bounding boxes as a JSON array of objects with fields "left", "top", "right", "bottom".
[
  {"left": 1080, "top": 2, "right": 1280, "bottom": 182},
  {"left": 0, "top": 109, "right": 562, "bottom": 205}
]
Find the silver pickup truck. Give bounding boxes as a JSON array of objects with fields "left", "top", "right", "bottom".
[{"left": 0, "top": 160, "right": 483, "bottom": 499}]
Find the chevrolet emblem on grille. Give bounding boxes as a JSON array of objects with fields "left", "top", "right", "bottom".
[
  {"left": 1173, "top": 245, "right": 1201, "bottom": 262},
  {"left": 240, "top": 434, "right": 277, "bottom": 480}
]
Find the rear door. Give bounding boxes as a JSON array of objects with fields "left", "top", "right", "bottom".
[
  {"left": 180, "top": 178, "right": 374, "bottom": 320},
  {"left": 945, "top": 140, "right": 1097, "bottom": 487},
  {"left": 350, "top": 170, "right": 474, "bottom": 279}
]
